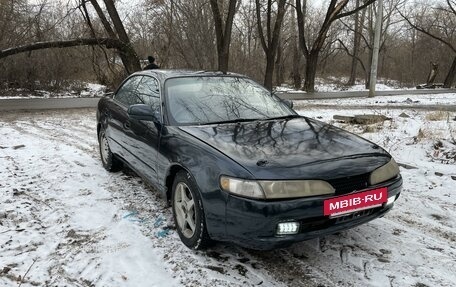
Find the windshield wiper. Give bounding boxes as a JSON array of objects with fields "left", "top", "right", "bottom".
[
  {"left": 200, "top": 118, "right": 259, "bottom": 125},
  {"left": 268, "top": 114, "right": 301, "bottom": 120},
  {"left": 199, "top": 115, "right": 300, "bottom": 125}
]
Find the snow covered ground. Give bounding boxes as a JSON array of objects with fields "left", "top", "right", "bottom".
[
  {"left": 1, "top": 97, "right": 455, "bottom": 286},
  {"left": 294, "top": 93, "right": 456, "bottom": 107},
  {"left": 0, "top": 83, "right": 107, "bottom": 99},
  {"left": 276, "top": 78, "right": 409, "bottom": 93}
]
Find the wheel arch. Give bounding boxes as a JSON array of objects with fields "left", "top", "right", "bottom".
[{"left": 165, "top": 164, "right": 190, "bottom": 203}]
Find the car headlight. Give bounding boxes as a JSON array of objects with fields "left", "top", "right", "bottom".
[
  {"left": 220, "top": 176, "right": 335, "bottom": 199},
  {"left": 259, "top": 180, "right": 335, "bottom": 199},
  {"left": 369, "top": 158, "right": 400, "bottom": 185},
  {"left": 220, "top": 176, "right": 266, "bottom": 199}
]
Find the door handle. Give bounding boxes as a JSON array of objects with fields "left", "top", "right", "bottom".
[{"left": 123, "top": 121, "right": 131, "bottom": 130}]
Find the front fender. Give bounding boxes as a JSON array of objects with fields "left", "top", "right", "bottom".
[{"left": 159, "top": 126, "right": 253, "bottom": 240}]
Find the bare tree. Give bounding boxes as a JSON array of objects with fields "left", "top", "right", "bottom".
[
  {"left": 0, "top": 0, "right": 140, "bottom": 75},
  {"left": 2, "top": 0, "right": 456, "bottom": 91},
  {"left": 90, "top": 0, "right": 141, "bottom": 73},
  {"left": 255, "top": 0, "right": 288, "bottom": 90},
  {"left": 347, "top": 0, "right": 365, "bottom": 85},
  {"left": 209, "top": 0, "right": 238, "bottom": 73},
  {"left": 400, "top": 1, "right": 456, "bottom": 88},
  {"left": 295, "top": 0, "right": 375, "bottom": 92}
]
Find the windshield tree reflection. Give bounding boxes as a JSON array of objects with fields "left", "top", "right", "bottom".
[{"left": 165, "top": 76, "right": 294, "bottom": 125}]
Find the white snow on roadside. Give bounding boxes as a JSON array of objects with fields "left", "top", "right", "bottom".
[
  {"left": 315, "top": 83, "right": 401, "bottom": 92},
  {"left": 0, "top": 82, "right": 107, "bottom": 99},
  {"left": 80, "top": 83, "right": 107, "bottom": 97},
  {"left": 276, "top": 78, "right": 409, "bottom": 93},
  {"left": 294, "top": 93, "right": 456, "bottom": 107},
  {"left": 1, "top": 94, "right": 456, "bottom": 287}
]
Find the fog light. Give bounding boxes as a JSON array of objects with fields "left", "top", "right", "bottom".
[
  {"left": 386, "top": 195, "right": 396, "bottom": 206},
  {"left": 277, "top": 222, "right": 300, "bottom": 235}
]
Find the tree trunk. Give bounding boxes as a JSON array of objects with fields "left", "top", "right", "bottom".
[
  {"left": 209, "top": 0, "right": 237, "bottom": 73},
  {"left": 292, "top": 38, "right": 301, "bottom": 90},
  {"left": 296, "top": 0, "right": 376, "bottom": 92},
  {"left": 102, "top": 0, "right": 141, "bottom": 73},
  {"left": 275, "top": 40, "right": 284, "bottom": 87},
  {"left": 218, "top": 49, "right": 229, "bottom": 73},
  {"left": 365, "top": 42, "right": 374, "bottom": 89},
  {"left": 264, "top": 53, "right": 275, "bottom": 91},
  {"left": 256, "top": 0, "right": 287, "bottom": 91},
  {"left": 304, "top": 51, "right": 319, "bottom": 92},
  {"left": 348, "top": 0, "right": 361, "bottom": 86},
  {"left": 86, "top": 0, "right": 140, "bottom": 74},
  {"left": 444, "top": 56, "right": 456, "bottom": 88},
  {"left": 426, "top": 62, "right": 439, "bottom": 85}
]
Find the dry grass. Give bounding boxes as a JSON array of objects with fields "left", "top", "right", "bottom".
[{"left": 425, "top": 111, "right": 449, "bottom": 121}]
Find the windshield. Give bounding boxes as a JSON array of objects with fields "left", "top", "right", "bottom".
[{"left": 165, "top": 76, "right": 294, "bottom": 125}]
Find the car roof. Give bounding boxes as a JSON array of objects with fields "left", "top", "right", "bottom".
[{"left": 133, "top": 69, "right": 248, "bottom": 82}]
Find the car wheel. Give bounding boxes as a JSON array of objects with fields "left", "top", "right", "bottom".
[
  {"left": 172, "top": 171, "right": 212, "bottom": 249},
  {"left": 98, "top": 128, "right": 122, "bottom": 172}
]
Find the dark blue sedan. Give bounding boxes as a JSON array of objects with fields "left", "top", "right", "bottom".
[{"left": 96, "top": 70, "right": 402, "bottom": 250}]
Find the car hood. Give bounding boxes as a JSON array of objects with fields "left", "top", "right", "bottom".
[{"left": 178, "top": 117, "right": 391, "bottom": 180}]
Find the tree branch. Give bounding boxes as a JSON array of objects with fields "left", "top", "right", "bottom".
[
  {"left": 399, "top": 10, "right": 456, "bottom": 53},
  {"left": 447, "top": 0, "right": 456, "bottom": 15},
  {"left": 0, "top": 38, "right": 125, "bottom": 60},
  {"left": 88, "top": 0, "right": 116, "bottom": 38},
  {"left": 335, "top": 0, "right": 376, "bottom": 20},
  {"left": 337, "top": 39, "right": 367, "bottom": 72}
]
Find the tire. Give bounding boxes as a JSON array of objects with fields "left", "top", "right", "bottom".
[
  {"left": 172, "top": 170, "right": 212, "bottom": 250},
  {"left": 98, "top": 128, "right": 122, "bottom": 172}
]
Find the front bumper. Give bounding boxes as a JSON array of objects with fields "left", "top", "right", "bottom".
[{"left": 222, "top": 176, "right": 402, "bottom": 250}]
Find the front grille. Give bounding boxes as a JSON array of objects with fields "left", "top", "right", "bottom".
[
  {"left": 298, "top": 207, "right": 381, "bottom": 233},
  {"left": 328, "top": 173, "right": 370, "bottom": 195},
  {"left": 299, "top": 218, "right": 331, "bottom": 232}
]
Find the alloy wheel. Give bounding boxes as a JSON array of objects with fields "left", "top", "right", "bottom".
[{"left": 173, "top": 182, "right": 196, "bottom": 238}]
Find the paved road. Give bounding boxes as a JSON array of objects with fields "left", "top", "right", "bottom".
[
  {"left": 0, "top": 88, "right": 455, "bottom": 111},
  {"left": 0, "top": 97, "right": 100, "bottom": 111},
  {"left": 278, "top": 88, "right": 456, "bottom": 100}
]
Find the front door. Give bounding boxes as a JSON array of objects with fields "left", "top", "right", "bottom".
[{"left": 124, "top": 76, "right": 162, "bottom": 186}]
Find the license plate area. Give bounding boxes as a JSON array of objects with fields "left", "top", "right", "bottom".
[{"left": 324, "top": 187, "right": 387, "bottom": 217}]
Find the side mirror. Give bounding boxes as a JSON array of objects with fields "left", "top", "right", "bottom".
[
  {"left": 283, "top": 99, "right": 294, "bottom": 109},
  {"left": 104, "top": 92, "right": 114, "bottom": 98},
  {"left": 272, "top": 91, "right": 294, "bottom": 109},
  {"left": 128, "top": 104, "right": 159, "bottom": 122}
]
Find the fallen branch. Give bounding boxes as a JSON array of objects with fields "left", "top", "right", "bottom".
[
  {"left": 0, "top": 38, "right": 125, "bottom": 60},
  {"left": 18, "top": 259, "right": 36, "bottom": 287}
]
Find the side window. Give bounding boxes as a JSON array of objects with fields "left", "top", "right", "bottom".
[
  {"left": 115, "top": 76, "right": 143, "bottom": 106},
  {"left": 136, "top": 76, "right": 161, "bottom": 117}
]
